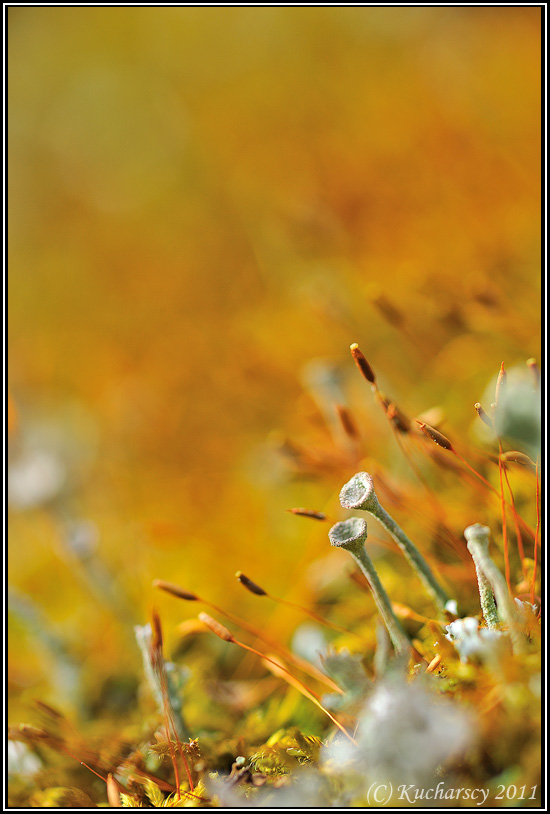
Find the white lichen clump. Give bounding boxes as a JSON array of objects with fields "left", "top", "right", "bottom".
[
  {"left": 323, "top": 677, "right": 473, "bottom": 786},
  {"left": 445, "top": 617, "right": 507, "bottom": 664}
]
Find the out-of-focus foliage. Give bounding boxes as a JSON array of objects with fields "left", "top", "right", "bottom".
[{"left": 8, "top": 7, "right": 540, "bottom": 808}]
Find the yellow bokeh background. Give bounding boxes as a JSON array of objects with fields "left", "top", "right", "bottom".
[{"left": 8, "top": 7, "right": 541, "bottom": 721}]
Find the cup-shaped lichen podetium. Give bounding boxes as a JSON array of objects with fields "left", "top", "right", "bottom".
[
  {"left": 339, "top": 472, "right": 450, "bottom": 613},
  {"left": 329, "top": 518, "right": 410, "bottom": 654}
]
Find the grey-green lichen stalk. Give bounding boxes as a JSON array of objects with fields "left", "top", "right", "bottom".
[
  {"left": 463, "top": 524, "right": 499, "bottom": 630},
  {"left": 328, "top": 517, "right": 411, "bottom": 654},
  {"left": 464, "top": 523, "right": 526, "bottom": 654},
  {"left": 339, "top": 472, "right": 451, "bottom": 613}
]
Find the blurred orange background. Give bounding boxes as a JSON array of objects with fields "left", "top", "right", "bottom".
[{"left": 8, "top": 7, "right": 541, "bottom": 721}]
